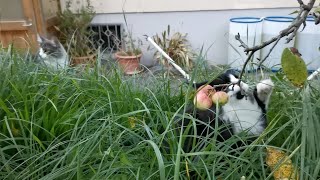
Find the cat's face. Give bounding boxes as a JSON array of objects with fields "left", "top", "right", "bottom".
[
  {"left": 37, "top": 35, "right": 64, "bottom": 59},
  {"left": 225, "top": 73, "right": 273, "bottom": 106}
]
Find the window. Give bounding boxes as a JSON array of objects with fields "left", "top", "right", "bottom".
[{"left": 88, "top": 24, "right": 122, "bottom": 52}]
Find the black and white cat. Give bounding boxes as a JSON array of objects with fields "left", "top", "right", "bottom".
[
  {"left": 36, "top": 35, "right": 69, "bottom": 70},
  {"left": 176, "top": 71, "right": 274, "bottom": 151}
]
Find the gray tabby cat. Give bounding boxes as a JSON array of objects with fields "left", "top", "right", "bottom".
[{"left": 37, "top": 35, "right": 69, "bottom": 70}]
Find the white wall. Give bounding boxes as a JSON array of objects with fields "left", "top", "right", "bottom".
[
  {"left": 61, "top": 0, "right": 305, "bottom": 13},
  {"left": 91, "top": 8, "right": 297, "bottom": 66}
]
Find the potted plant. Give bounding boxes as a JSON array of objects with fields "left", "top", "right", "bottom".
[
  {"left": 113, "top": 29, "right": 143, "bottom": 75},
  {"left": 151, "top": 25, "right": 194, "bottom": 71},
  {"left": 55, "top": 0, "right": 96, "bottom": 67}
]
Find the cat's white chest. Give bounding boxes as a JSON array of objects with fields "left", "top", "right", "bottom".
[
  {"left": 222, "top": 97, "right": 265, "bottom": 135},
  {"left": 39, "top": 48, "right": 47, "bottom": 58}
]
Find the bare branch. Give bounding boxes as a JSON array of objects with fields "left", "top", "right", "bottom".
[
  {"left": 239, "top": 51, "right": 255, "bottom": 80},
  {"left": 235, "top": 33, "right": 249, "bottom": 50},
  {"left": 212, "top": 83, "right": 233, "bottom": 88},
  {"left": 243, "top": 26, "right": 295, "bottom": 53},
  {"left": 297, "top": 0, "right": 312, "bottom": 10},
  {"left": 286, "top": 27, "right": 298, "bottom": 43},
  {"left": 313, "top": 12, "right": 320, "bottom": 24},
  {"left": 297, "top": 0, "right": 304, "bottom": 6},
  {"left": 235, "top": 0, "right": 316, "bottom": 80},
  {"left": 302, "top": 21, "right": 307, "bottom": 31},
  {"left": 258, "top": 36, "right": 282, "bottom": 67}
]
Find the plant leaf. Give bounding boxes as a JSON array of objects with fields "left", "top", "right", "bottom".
[
  {"left": 281, "top": 48, "right": 308, "bottom": 87},
  {"left": 289, "top": 10, "right": 299, "bottom": 15},
  {"left": 314, "top": 6, "right": 320, "bottom": 14},
  {"left": 120, "top": 152, "right": 133, "bottom": 167},
  {"left": 266, "top": 147, "right": 299, "bottom": 180}
]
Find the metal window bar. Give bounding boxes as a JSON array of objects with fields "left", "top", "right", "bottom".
[{"left": 88, "top": 24, "right": 122, "bottom": 53}]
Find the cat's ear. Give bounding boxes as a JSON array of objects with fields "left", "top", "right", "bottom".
[
  {"left": 51, "top": 36, "right": 60, "bottom": 46},
  {"left": 37, "top": 34, "right": 46, "bottom": 43},
  {"left": 37, "top": 34, "right": 58, "bottom": 46},
  {"left": 256, "top": 79, "right": 274, "bottom": 104}
]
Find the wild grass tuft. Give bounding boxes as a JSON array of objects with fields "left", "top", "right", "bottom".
[{"left": 0, "top": 48, "right": 319, "bottom": 179}]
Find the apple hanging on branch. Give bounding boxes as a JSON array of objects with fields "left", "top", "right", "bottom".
[
  {"left": 193, "top": 85, "right": 229, "bottom": 110},
  {"left": 211, "top": 91, "right": 229, "bottom": 106},
  {"left": 193, "top": 85, "right": 215, "bottom": 110}
]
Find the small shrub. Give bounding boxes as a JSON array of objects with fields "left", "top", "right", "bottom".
[{"left": 151, "top": 25, "right": 194, "bottom": 70}]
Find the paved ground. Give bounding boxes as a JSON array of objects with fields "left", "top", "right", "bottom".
[
  {"left": 100, "top": 55, "right": 190, "bottom": 89},
  {"left": 123, "top": 64, "right": 189, "bottom": 91}
]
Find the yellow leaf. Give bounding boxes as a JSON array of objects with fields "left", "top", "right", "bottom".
[
  {"left": 11, "top": 126, "right": 20, "bottom": 136},
  {"left": 314, "top": 6, "right": 320, "bottom": 13},
  {"left": 185, "top": 160, "right": 190, "bottom": 179},
  {"left": 128, "top": 117, "right": 137, "bottom": 128},
  {"left": 266, "top": 147, "right": 299, "bottom": 180},
  {"left": 281, "top": 48, "right": 308, "bottom": 88}
]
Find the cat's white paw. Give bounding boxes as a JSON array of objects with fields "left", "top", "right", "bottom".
[
  {"left": 256, "top": 79, "right": 274, "bottom": 103},
  {"left": 228, "top": 74, "right": 249, "bottom": 92},
  {"left": 257, "top": 79, "right": 274, "bottom": 93},
  {"left": 229, "top": 74, "right": 239, "bottom": 84}
]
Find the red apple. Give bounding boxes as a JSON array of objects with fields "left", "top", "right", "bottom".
[
  {"left": 193, "top": 91, "right": 213, "bottom": 110},
  {"left": 211, "top": 91, "right": 229, "bottom": 106},
  {"left": 198, "top": 85, "right": 215, "bottom": 95},
  {"left": 197, "top": 85, "right": 216, "bottom": 99}
]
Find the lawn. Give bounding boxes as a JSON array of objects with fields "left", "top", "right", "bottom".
[{"left": 0, "top": 48, "right": 319, "bottom": 179}]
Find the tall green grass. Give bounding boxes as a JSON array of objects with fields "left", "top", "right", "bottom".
[{"left": 0, "top": 48, "right": 319, "bottom": 179}]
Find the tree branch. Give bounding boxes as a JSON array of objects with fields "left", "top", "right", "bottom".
[
  {"left": 297, "top": 0, "right": 304, "bottom": 6},
  {"left": 236, "top": 0, "right": 316, "bottom": 80},
  {"left": 239, "top": 51, "right": 256, "bottom": 80},
  {"left": 235, "top": 33, "right": 249, "bottom": 51},
  {"left": 313, "top": 0, "right": 320, "bottom": 24},
  {"left": 313, "top": 12, "right": 320, "bottom": 24},
  {"left": 258, "top": 36, "right": 282, "bottom": 67}
]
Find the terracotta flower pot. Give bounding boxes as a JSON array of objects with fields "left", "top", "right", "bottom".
[
  {"left": 115, "top": 52, "right": 143, "bottom": 75},
  {"left": 71, "top": 54, "right": 96, "bottom": 67}
]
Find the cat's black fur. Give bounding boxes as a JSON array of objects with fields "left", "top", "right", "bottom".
[
  {"left": 175, "top": 70, "right": 273, "bottom": 153},
  {"left": 191, "top": 69, "right": 240, "bottom": 90}
]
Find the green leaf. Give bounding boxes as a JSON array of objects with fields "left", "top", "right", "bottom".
[
  {"left": 281, "top": 48, "right": 308, "bottom": 87},
  {"left": 142, "top": 140, "right": 166, "bottom": 180},
  {"left": 289, "top": 10, "right": 299, "bottom": 15},
  {"left": 120, "top": 152, "right": 133, "bottom": 167},
  {"left": 314, "top": 6, "right": 320, "bottom": 14},
  {"left": 32, "top": 134, "right": 46, "bottom": 151}
]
